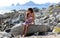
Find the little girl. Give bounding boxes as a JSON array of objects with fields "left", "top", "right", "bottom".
[{"left": 22, "top": 8, "right": 35, "bottom": 37}]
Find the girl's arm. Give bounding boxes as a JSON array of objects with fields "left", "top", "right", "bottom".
[{"left": 32, "top": 13, "right": 35, "bottom": 22}]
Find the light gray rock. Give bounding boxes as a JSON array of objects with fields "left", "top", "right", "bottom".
[
  {"left": 10, "top": 24, "right": 49, "bottom": 36},
  {"left": 0, "top": 32, "right": 11, "bottom": 38}
]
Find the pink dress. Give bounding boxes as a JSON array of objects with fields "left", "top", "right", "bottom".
[{"left": 24, "top": 13, "right": 33, "bottom": 25}]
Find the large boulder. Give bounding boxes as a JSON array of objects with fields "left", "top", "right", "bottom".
[{"left": 9, "top": 24, "right": 49, "bottom": 36}]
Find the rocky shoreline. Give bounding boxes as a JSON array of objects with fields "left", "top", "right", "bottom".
[{"left": 15, "top": 34, "right": 60, "bottom": 38}]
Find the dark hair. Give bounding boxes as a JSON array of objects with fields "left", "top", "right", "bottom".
[
  {"left": 28, "top": 8, "right": 33, "bottom": 13},
  {"left": 27, "top": 8, "right": 34, "bottom": 17}
]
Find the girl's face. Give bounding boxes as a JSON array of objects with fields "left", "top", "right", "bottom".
[{"left": 27, "top": 10, "right": 31, "bottom": 13}]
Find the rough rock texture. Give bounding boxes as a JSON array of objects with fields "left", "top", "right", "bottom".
[{"left": 10, "top": 25, "right": 49, "bottom": 36}]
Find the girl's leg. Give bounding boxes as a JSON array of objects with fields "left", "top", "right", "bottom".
[
  {"left": 22, "top": 25, "right": 26, "bottom": 36},
  {"left": 24, "top": 24, "right": 28, "bottom": 36}
]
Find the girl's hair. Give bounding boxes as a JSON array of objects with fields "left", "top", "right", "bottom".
[
  {"left": 28, "top": 8, "right": 33, "bottom": 13},
  {"left": 27, "top": 8, "right": 34, "bottom": 17}
]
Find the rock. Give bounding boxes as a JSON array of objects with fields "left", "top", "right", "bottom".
[{"left": 10, "top": 24, "right": 49, "bottom": 36}]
